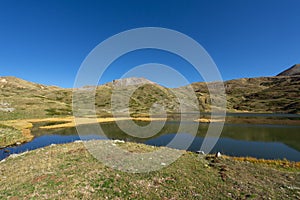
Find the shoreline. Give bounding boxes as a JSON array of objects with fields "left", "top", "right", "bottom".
[{"left": 2, "top": 139, "right": 300, "bottom": 166}]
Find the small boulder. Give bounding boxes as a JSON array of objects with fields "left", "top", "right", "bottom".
[
  {"left": 196, "top": 150, "right": 205, "bottom": 155},
  {"left": 216, "top": 152, "right": 222, "bottom": 158}
]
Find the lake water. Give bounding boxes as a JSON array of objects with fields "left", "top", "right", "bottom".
[{"left": 1, "top": 120, "right": 300, "bottom": 161}]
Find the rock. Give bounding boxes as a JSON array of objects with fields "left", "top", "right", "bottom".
[
  {"left": 113, "top": 139, "right": 125, "bottom": 144},
  {"left": 0, "top": 78, "right": 7, "bottom": 83},
  {"left": 196, "top": 150, "right": 205, "bottom": 155},
  {"left": 0, "top": 107, "right": 15, "bottom": 112},
  {"left": 216, "top": 152, "right": 222, "bottom": 158},
  {"left": 16, "top": 142, "right": 21, "bottom": 145},
  {"left": 9, "top": 154, "right": 19, "bottom": 158}
]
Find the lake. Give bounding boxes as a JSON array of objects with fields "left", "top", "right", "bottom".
[{"left": 1, "top": 120, "right": 300, "bottom": 161}]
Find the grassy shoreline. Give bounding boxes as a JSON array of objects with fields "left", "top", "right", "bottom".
[
  {"left": 0, "top": 140, "right": 299, "bottom": 199},
  {"left": 0, "top": 121, "right": 33, "bottom": 148}
]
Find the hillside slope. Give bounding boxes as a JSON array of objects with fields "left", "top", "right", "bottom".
[
  {"left": 188, "top": 76, "right": 300, "bottom": 113},
  {"left": 0, "top": 77, "right": 72, "bottom": 119},
  {"left": 277, "top": 64, "right": 300, "bottom": 76},
  {"left": 1, "top": 73, "right": 300, "bottom": 120}
]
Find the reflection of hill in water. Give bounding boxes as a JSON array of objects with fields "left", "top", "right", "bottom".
[
  {"left": 31, "top": 121, "right": 300, "bottom": 152},
  {"left": 221, "top": 124, "right": 300, "bottom": 152}
]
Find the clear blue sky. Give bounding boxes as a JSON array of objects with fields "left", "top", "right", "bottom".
[{"left": 0, "top": 0, "right": 299, "bottom": 88}]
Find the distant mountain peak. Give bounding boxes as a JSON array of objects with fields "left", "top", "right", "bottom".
[
  {"left": 109, "top": 77, "right": 154, "bottom": 87},
  {"left": 277, "top": 64, "right": 300, "bottom": 76}
]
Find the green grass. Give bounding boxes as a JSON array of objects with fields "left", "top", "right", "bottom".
[
  {"left": 1, "top": 76, "right": 300, "bottom": 121},
  {"left": 0, "top": 141, "right": 299, "bottom": 199},
  {"left": 0, "top": 124, "right": 23, "bottom": 148}
]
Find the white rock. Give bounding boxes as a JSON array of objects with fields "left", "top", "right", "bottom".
[
  {"left": 9, "top": 154, "right": 19, "bottom": 158},
  {"left": 0, "top": 107, "right": 15, "bottom": 112},
  {"left": 113, "top": 139, "right": 125, "bottom": 144},
  {"left": 0, "top": 79, "right": 7, "bottom": 83},
  {"left": 196, "top": 150, "right": 205, "bottom": 155}
]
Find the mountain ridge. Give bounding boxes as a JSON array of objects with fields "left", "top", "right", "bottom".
[
  {"left": 2, "top": 63, "right": 299, "bottom": 89},
  {"left": 1, "top": 66, "right": 300, "bottom": 119},
  {"left": 277, "top": 64, "right": 300, "bottom": 76}
]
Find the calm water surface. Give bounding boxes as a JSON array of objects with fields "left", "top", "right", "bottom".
[{"left": 1, "top": 120, "right": 300, "bottom": 161}]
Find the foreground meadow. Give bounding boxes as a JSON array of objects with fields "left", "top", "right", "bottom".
[{"left": 0, "top": 140, "right": 299, "bottom": 199}]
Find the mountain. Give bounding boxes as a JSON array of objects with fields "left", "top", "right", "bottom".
[
  {"left": 277, "top": 64, "right": 300, "bottom": 76},
  {"left": 106, "top": 77, "right": 154, "bottom": 87},
  {"left": 1, "top": 70, "right": 300, "bottom": 120}
]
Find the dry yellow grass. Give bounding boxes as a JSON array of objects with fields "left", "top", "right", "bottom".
[
  {"left": 38, "top": 117, "right": 166, "bottom": 129},
  {"left": 0, "top": 119, "right": 37, "bottom": 147},
  {"left": 195, "top": 118, "right": 225, "bottom": 123},
  {"left": 227, "top": 156, "right": 300, "bottom": 169}
]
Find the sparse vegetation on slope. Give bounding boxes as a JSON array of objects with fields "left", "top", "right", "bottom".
[
  {"left": 0, "top": 77, "right": 72, "bottom": 120},
  {"left": 1, "top": 74, "right": 300, "bottom": 122},
  {"left": 189, "top": 76, "right": 300, "bottom": 113},
  {"left": 277, "top": 64, "right": 300, "bottom": 76}
]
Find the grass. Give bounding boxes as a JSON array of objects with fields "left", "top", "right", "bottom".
[
  {"left": 0, "top": 122, "right": 33, "bottom": 148},
  {"left": 0, "top": 141, "right": 299, "bottom": 199},
  {"left": 1, "top": 76, "right": 300, "bottom": 123},
  {"left": 0, "top": 124, "right": 22, "bottom": 148},
  {"left": 0, "top": 117, "right": 73, "bottom": 148}
]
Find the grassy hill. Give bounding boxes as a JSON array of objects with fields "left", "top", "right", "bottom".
[
  {"left": 0, "top": 77, "right": 72, "bottom": 120},
  {"left": 1, "top": 73, "right": 300, "bottom": 120}
]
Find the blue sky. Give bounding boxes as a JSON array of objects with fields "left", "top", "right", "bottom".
[{"left": 0, "top": 0, "right": 299, "bottom": 88}]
